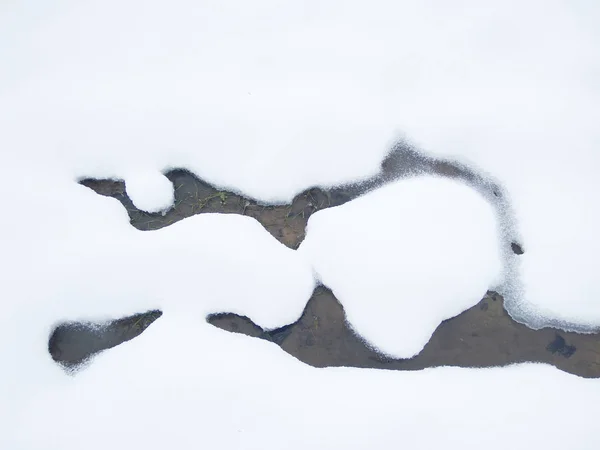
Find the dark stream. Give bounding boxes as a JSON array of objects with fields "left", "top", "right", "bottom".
[
  {"left": 49, "top": 287, "right": 600, "bottom": 378},
  {"left": 50, "top": 145, "right": 600, "bottom": 377}
]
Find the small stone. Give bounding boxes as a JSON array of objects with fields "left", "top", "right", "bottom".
[{"left": 511, "top": 242, "right": 524, "bottom": 255}]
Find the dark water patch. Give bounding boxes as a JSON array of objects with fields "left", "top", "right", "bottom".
[
  {"left": 207, "top": 287, "right": 600, "bottom": 378},
  {"left": 49, "top": 310, "right": 162, "bottom": 369},
  {"left": 547, "top": 334, "right": 577, "bottom": 358}
]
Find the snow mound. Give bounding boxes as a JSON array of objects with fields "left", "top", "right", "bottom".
[
  {"left": 124, "top": 170, "right": 174, "bottom": 213},
  {"left": 375, "top": 2, "right": 600, "bottom": 330},
  {"left": 300, "top": 176, "right": 503, "bottom": 358}
]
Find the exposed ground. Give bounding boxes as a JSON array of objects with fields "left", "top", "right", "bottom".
[
  {"left": 78, "top": 145, "right": 513, "bottom": 250},
  {"left": 49, "top": 146, "right": 600, "bottom": 377}
]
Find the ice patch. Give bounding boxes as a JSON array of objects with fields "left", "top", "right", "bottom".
[{"left": 300, "top": 176, "right": 503, "bottom": 357}]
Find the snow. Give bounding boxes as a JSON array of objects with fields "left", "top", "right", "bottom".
[
  {"left": 300, "top": 176, "right": 503, "bottom": 357},
  {"left": 124, "top": 170, "right": 174, "bottom": 213},
  {"left": 1, "top": 0, "right": 600, "bottom": 449},
  {"left": 1, "top": 0, "right": 597, "bottom": 329},
  {"left": 10, "top": 335, "right": 600, "bottom": 450}
]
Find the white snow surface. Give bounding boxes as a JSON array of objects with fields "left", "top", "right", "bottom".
[
  {"left": 124, "top": 170, "right": 175, "bottom": 213},
  {"left": 1, "top": 0, "right": 598, "bottom": 326},
  {"left": 300, "top": 176, "right": 503, "bottom": 357},
  {"left": 1, "top": 1, "right": 600, "bottom": 448}
]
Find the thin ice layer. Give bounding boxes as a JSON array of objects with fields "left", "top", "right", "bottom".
[{"left": 300, "top": 176, "right": 503, "bottom": 358}]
